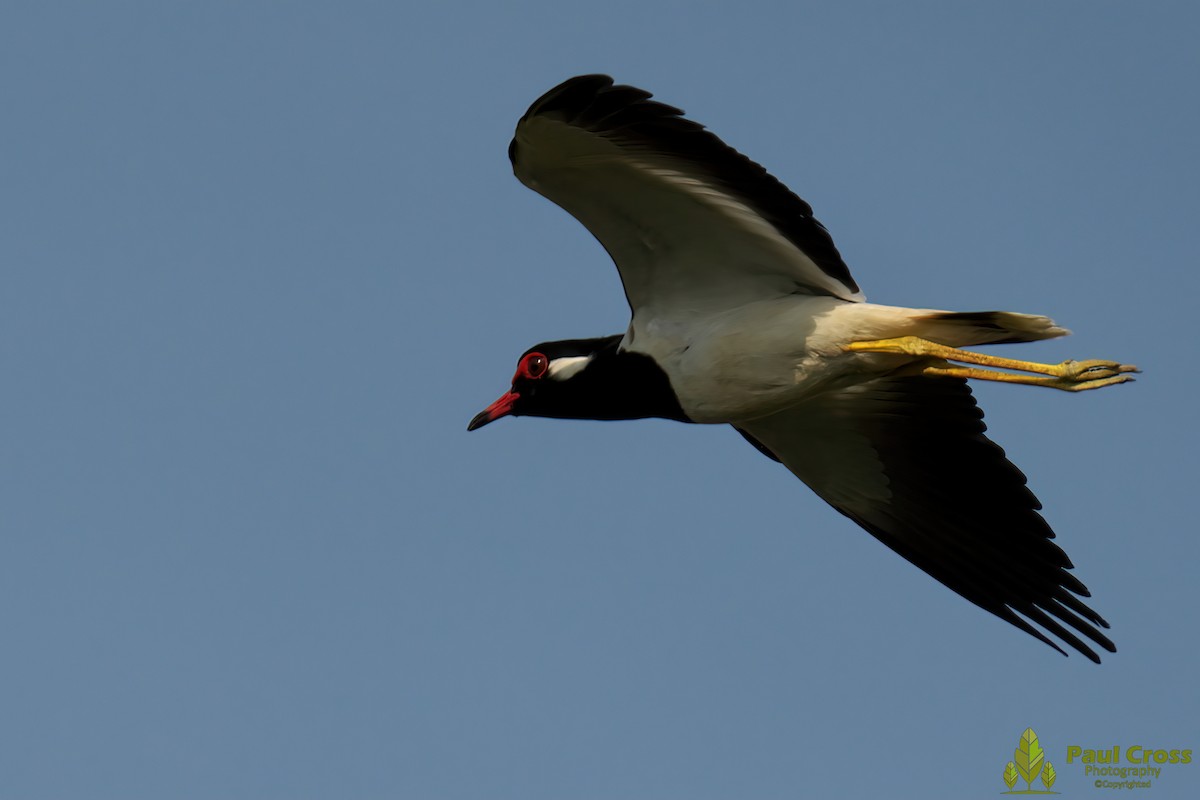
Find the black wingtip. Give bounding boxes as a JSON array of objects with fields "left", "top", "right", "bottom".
[{"left": 520, "top": 74, "right": 615, "bottom": 123}]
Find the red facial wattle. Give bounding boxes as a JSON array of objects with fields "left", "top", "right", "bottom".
[
  {"left": 468, "top": 352, "right": 549, "bottom": 431},
  {"left": 515, "top": 352, "right": 548, "bottom": 381}
]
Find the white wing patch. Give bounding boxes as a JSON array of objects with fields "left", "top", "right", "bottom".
[
  {"left": 642, "top": 164, "right": 862, "bottom": 303},
  {"left": 513, "top": 89, "right": 864, "bottom": 314}
]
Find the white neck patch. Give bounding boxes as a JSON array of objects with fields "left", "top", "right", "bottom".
[{"left": 547, "top": 355, "right": 592, "bottom": 381}]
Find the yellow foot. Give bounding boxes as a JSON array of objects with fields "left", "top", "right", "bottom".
[
  {"left": 845, "top": 336, "right": 1140, "bottom": 392},
  {"left": 918, "top": 364, "right": 1137, "bottom": 392}
]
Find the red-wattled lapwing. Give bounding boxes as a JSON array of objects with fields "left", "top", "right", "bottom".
[{"left": 469, "top": 75, "right": 1137, "bottom": 662}]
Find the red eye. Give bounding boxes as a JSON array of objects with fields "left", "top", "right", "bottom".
[{"left": 516, "top": 352, "right": 549, "bottom": 380}]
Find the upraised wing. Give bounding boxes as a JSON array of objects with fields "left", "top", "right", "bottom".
[
  {"left": 509, "top": 75, "right": 863, "bottom": 320},
  {"left": 738, "top": 372, "right": 1116, "bottom": 662}
]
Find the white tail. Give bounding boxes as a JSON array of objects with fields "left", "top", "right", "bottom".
[{"left": 913, "top": 310, "right": 1070, "bottom": 347}]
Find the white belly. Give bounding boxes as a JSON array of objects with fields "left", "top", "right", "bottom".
[{"left": 623, "top": 297, "right": 924, "bottom": 424}]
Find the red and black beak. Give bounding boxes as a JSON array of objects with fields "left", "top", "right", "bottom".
[{"left": 467, "top": 390, "right": 519, "bottom": 431}]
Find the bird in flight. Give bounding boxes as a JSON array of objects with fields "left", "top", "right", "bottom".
[{"left": 468, "top": 75, "right": 1136, "bottom": 662}]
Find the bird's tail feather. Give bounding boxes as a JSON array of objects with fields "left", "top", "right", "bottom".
[{"left": 913, "top": 310, "right": 1070, "bottom": 347}]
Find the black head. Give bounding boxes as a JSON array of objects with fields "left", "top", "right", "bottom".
[{"left": 467, "top": 335, "right": 688, "bottom": 431}]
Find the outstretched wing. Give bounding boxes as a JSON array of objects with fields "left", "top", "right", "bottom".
[
  {"left": 510, "top": 75, "right": 862, "bottom": 320},
  {"left": 738, "top": 373, "right": 1116, "bottom": 662}
]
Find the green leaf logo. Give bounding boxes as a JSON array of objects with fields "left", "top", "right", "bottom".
[
  {"left": 1041, "top": 762, "right": 1057, "bottom": 791},
  {"left": 1014, "top": 728, "right": 1045, "bottom": 790},
  {"left": 1003, "top": 761, "right": 1019, "bottom": 790},
  {"left": 999, "top": 727, "right": 1059, "bottom": 794}
]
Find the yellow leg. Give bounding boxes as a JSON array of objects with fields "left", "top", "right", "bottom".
[
  {"left": 916, "top": 365, "right": 1134, "bottom": 392},
  {"left": 845, "top": 336, "right": 1139, "bottom": 391}
]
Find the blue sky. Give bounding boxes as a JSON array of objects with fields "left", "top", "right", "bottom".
[{"left": 2, "top": 2, "right": 1197, "bottom": 798}]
